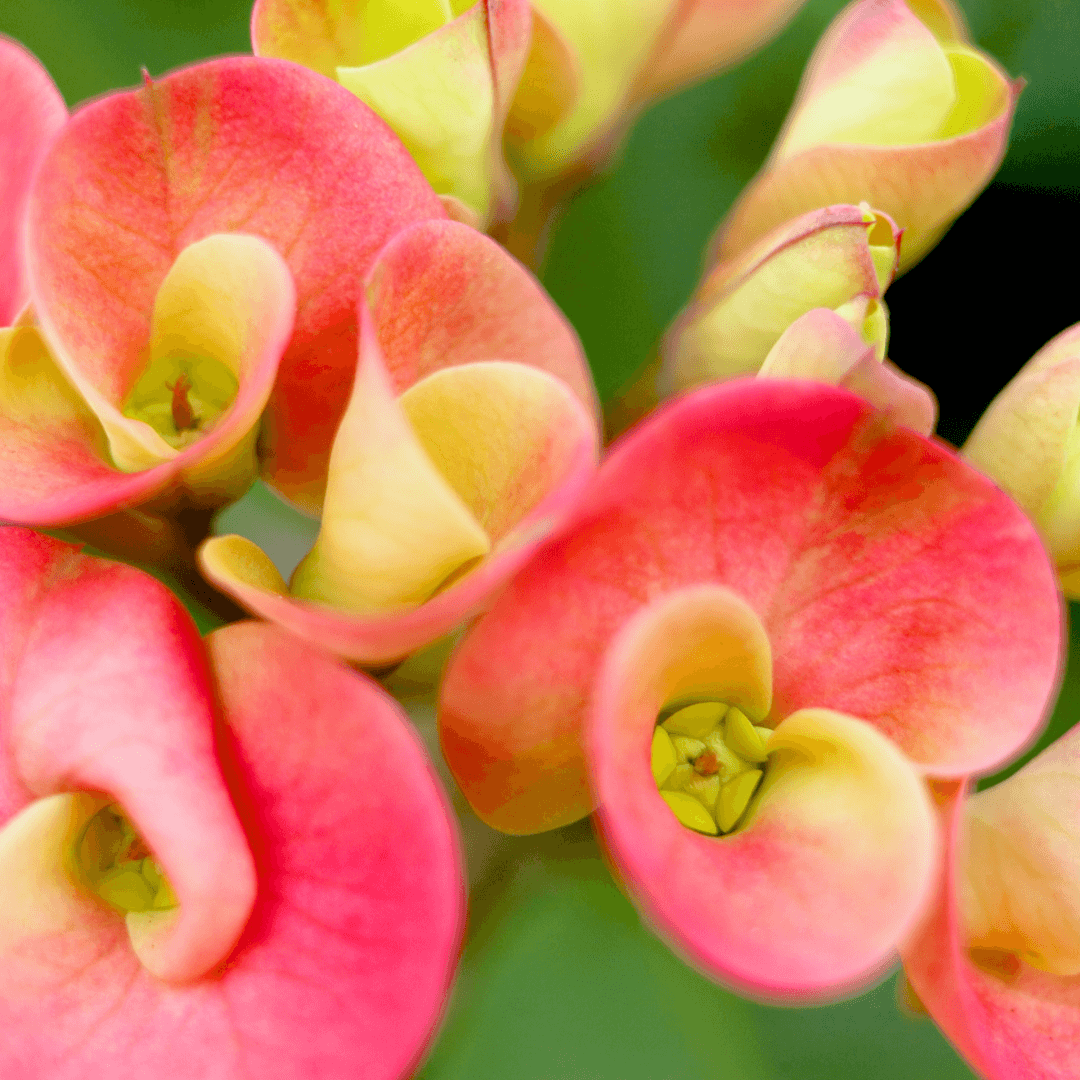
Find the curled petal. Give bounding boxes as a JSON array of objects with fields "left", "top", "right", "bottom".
[
  {"left": 759, "top": 308, "right": 936, "bottom": 435},
  {"left": 441, "top": 380, "right": 1061, "bottom": 833},
  {"left": 1, "top": 235, "right": 295, "bottom": 524},
  {"left": 964, "top": 324, "right": 1080, "bottom": 586},
  {"left": 713, "top": 0, "right": 1019, "bottom": 271},
  {"left": 505, "top": 7, "right": 580, "bottom": 142},
  {"left": 0, "top": 528, "right": 256, "bottom": 982},
  {"left": 366, "top": 218, "right": 598, "bottom": 418},
  {"left": 592, "top": 585, "right": 937, "bottom": 998},
  {"left": 0, "top": 37, "right": 65, "bottom": 325},
  {"left": 664, "top": 204, "right": 898, "bottom": 390},
  {"left": 904, "top": 781, "right": 1080, "bottom": 1080},
  {"left": 200, "top": 321, "right": 598, "bottom": 664},
  {"left": 511, "top": 0, "right": 674, "bottom": 178},
  {"left": 26, "top": 56, "right": 443, "bottom": 513}
]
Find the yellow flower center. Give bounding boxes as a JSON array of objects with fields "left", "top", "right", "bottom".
[
  {"left": 122, "top": 352, "right": 238, "bottom": 450},
  {"left": 651, "top": 701, "right": 773, "bottom": 836},
  {"left": 71, "top": 803, "right": 177, "bottom": 913}
]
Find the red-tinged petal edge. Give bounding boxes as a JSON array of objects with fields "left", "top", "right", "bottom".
[
  {"left": 0, "top": 37, "right": 65, "bottom": 325},
  {"left": 440, "top": 379, "right": 1062, "bottom": 834},
  {"left": 591, "top": 585, "right": 938, "bottom": 1000},
  {"left": 903, "top": 782, "right": 1080, "bottom": 1080},
  {"left": 366, "top": 217, "right": 599, "bottom": 420},
  {"left": 26, "top": 56, "right": 444, "bottom": 513},
  {"left": 0, "top": 526, "right": 257, "bottom": 984}
]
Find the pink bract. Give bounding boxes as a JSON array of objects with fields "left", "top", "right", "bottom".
[
  {"left": 0, "top": 528, "right": 464, "bottom": 1079},
  {"left": 440, "top": 379, "right": 1061, "bottom": 832},
  {"left": 25, "top": 55, "right": 444, "bottom": 513}
]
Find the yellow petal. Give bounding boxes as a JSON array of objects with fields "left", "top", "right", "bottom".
[
  {"left": 399, "top": 360, "right": 597, "bottom": 545},
  {"left": 661, "top": 790, "right": 719, "bottom": 835},
  {"left": 290, "top": 326, "right": 490, "bottom": 614},
  {"left": 724, "top": 708, "right": 769, "bottom": 764},
  {"left": 651, "top": 727, "right": 677, "bottom": 786},
  {"left": 717, "top": 768, "right": 763, "bottom": 833},
  {"left": 338, "top": 4, "right": 498, "bottom": 221},
  {"left": 662, "top": 701, "right": 727, "bottom": 740}
]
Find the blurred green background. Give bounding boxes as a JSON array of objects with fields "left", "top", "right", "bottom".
[{"left": 7, "top": 0, "right": 1079, "bottom": 1076}]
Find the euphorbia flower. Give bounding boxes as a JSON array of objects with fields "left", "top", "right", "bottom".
[
  {"left": 902, "top": 722, "right": 1080, "bottom": 1080},
  {"left": 964, "top": 323, "right": 1080, "bottom": 600},
  {"left": 0, "top": 527, "right": 464, "bottom": 1079},
  {"left": 251, "top": 0, "right": 531, "bottom": 228},
  {"left": 662, "top": 203, "right": 900, "bottom": 390},
  {"left": 199, "top": 218, "right": 599, "bottom": 666},
  {"left": 0, "top": 37, "right": 65, "bottom": 326},
  {"left": 509, "top": 0, "right": 809, "bottom": 183},
  {"left": 1, "top": 56, "right": 444, "bottom": 543},
  {"left": 438, "top": 379, "right": 1061, "bottom": 994},
  {"left": 713, "top": 0, "right": 1020, "bottom": 272}
]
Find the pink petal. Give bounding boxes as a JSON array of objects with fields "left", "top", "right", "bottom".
[
  {"left": 366, "top": 218, "right": 598, "bottom": 418},
  {"left": 0, "top": 536, "right": 464, "bottom": 1079},
  {"left": 592, "top": 585, "right": 938, "bottom": 999},
  {"left": 200, "top": 299, "right": 599, "bottom": 664},
  {"left": 26, "top": 56, "right": 444, "bottom": 513},
  {"left": 0, "top": 37, "right": 65, "bottom": 325},
  {"left": 1, "top": 235, "right": 295, "bottom": 525},
  {"left": 440, "top": 379, "right": 1061, "bottom": 833},
  {"left": 903, "top": 781, "right": 1080, "bottom": 1080},
  {"left": 0, "top": 527, "right": 256, "bottom": 982}
]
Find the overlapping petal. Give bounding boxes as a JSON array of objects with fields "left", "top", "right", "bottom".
[
  {"left": 904, "top": 771, "right": 1080, "bottom": 1080},
  {"left": 0, "top": 529, "right": 464, "bottom": 1079},
  {"left": 662, "top": 204, "right": 899, "bottom": 390},
  {"left": 592, "top": 585, "right": 937, "bottom": 999},
  {"left": 440, "top": 379, "right": 1060, "bottom": 834},
  {"left": 26, "top": 55, "right": 444, "bottom": 515},
  {"left": 964, "top": 324, "right": 1080, "bottom": 598},
  {"left": 511, "top": 0, "right": 809, "bottom": 179},
  {"left": 0, "top": 37, "right": 65, "bottom": 325},
  {"left": 713, "top": 0, "right": 1019, "bottom": 272},
  {"left": 201, "top": 290, "right": 599, "bottom": 665},
  {"left": 252, "top": 0, "right": 530, "bottom": 225}
]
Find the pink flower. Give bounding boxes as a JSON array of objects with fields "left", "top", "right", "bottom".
[
  {"left": 0, "top": 527, "right": 464, "bottom": 1079},
  {"left": 1, "top": 56, "right": 443, "bottom": 535},
  {"left": 0, "top": 36, "right": 65, "bottom": 326},
  {"left": 903, "top": 726, "right": 1080, "bottom": 1080},
  {"left": 439, "top": 379, "right": 1061, "bottom": 995},
  {"left": 199, "top": 219, "right": 600, "bottom": 666}
]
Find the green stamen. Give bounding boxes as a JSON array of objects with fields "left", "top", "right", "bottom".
[
  {"left": 653, "top": 701, "right": 770, "bottom": 836},
  {"left": 72, "top": 803, "right": 178, "bottom": 914},
  {"left": 122, "top": 352, "right": 238, "bottom": 449}
]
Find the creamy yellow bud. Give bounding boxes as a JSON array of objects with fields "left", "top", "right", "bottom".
[
  {"left": 651, "top": 726, "right": 678, "bottom": 786},
  {"left": 670, "top": 735, "right": 707, "bottom": 764}
]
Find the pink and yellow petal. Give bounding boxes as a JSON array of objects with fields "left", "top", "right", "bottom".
[
  {"left": 664, "top": 204, "right": 897, "bottom": 389},
  {"left": 713, "top": 0, "right": 1018, "bottom": 271},
  {"left": 0, "top": 528, "right": 256, "bottom": 982},
  {"left": 27, "top": 56, "right": 443, "bottom": 514},
  {"left": 592, "top": 586, "right": 937, "bottom": 998},
  {"left": 0, "top": 563, "right": 464, "bottom": 1077},
  {"left": 366, "top": 218, "right": 598, "bottom": 416},
  {"left": 0, "top": 37, "right": 66, "bottom": 325},
  {"left": 512, "top": 0, "right": 674, "bottom": 179},
  {"left": 759, "top": 308, "right": 936, "bottom": 435},
  {"left": 903, "top": 782, "right": 1080, "bottom": 1080},
  {"left": 200, "top": 337, "right": 598, "bottom": 664},
  {"left": 964, "top": 325, "right": 1080, "bottom": 588},
  {"left": 440, "top": 380, "right": 1061, "bottom": 833}
]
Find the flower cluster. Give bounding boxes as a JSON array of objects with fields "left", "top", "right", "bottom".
[{"left": 1, "top": 1, "right": 1078, "bottom": 1077}]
